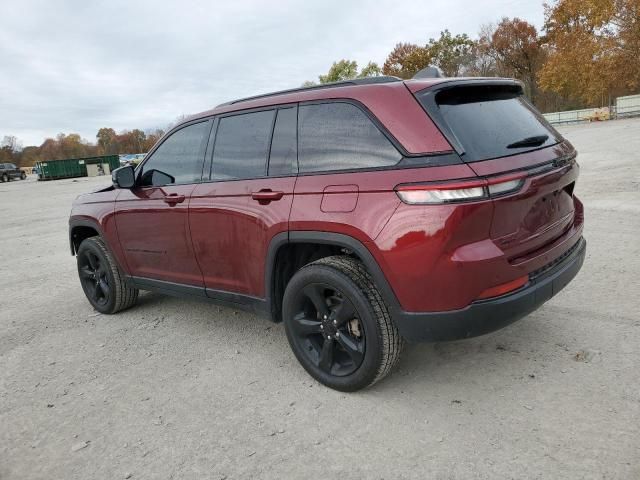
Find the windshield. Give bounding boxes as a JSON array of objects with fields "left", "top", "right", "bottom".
[{"left": 417, "top": 84, "right": 561, "bottom": 162}]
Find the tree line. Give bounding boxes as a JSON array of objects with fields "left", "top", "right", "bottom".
[
  {"left": 0, "top": 128, "right": 165, "bottom": 168},
  {"left": 306, "top": 0, "right": 639, "bottom": 112},
  {"left": 2, "top": 0, "right": 638, "bottom": 168}
]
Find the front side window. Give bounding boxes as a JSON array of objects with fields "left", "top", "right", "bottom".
[
  {"left": 211, "top": 110, "right": 275, "bottom": 180},
  {"left": 139, "top": 121, "right": 209, "bottom": 187},
  {"left": 298, "top": 102, "right": 401, "bottom": 173}
]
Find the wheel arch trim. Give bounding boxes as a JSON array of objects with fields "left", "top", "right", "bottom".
[
  {"left": 69, "top": 218, "right": 128, "bottom": 275},
  {"left": 265, "top": 231, "right": 401, "bottom": 322}
]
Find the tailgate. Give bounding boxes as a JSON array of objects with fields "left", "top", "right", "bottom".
[
  {"left": 470, "top": 145, "right": 579, "bottom": 260},
  {"left": 413, "top": 79, "right": 581, "bottom": 263}
]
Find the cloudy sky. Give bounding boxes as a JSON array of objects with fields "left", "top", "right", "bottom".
[{"left": 0, "top": 0, "right": 545, "bottom": 147}]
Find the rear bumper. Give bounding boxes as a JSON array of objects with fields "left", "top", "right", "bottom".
[{"left": 392, "top": 237, "right": 586, "bottom": 342}]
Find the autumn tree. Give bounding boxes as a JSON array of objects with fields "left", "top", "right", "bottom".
[
  {"left": 480, "top": 18, "right": 545, "bottom": 103},
  {"left": 540, "top": 0, "right": 640, "bottom": 105},
  {"left": 0, "top": 136, "right": 22, "bottom": 164},
  {"left": 382, "top": 43, "right": 431, "bottom": 78},
  {"left": 144, "top": 128, "right": 164, "bottom": 151},
  {"left": 96, "top": 127, "right": 118, "bottom": 155}
]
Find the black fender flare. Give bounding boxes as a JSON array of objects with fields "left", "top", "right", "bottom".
[
  {"left": 69, "top": 218, "right": 103, "bottom": 255},
  {"left": 264, "top": 231, "right": 401, "bottom": 322},
  {"left": 69, "top": 218, "right": 129, "bottom": 275}
]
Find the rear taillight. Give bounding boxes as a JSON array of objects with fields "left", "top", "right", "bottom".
[{"left": 395, "top": 173, "right": 526, "bottom": 205}]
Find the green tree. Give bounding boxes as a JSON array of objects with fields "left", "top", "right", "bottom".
[
  {"left": 357, "top": 61, "right": 382, "bottom": 78},
  {"left": 318, "top": 59, "right": 359, "bottom": 83},
  {"left": 427, "top": 30, "right": 476, "bottom": 77}
]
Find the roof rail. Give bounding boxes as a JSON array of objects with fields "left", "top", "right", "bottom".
[{"left": 216, "top": 75, "right": 402, "bottom": 108}]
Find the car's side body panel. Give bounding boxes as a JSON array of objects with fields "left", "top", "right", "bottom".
[
  {"left": 189, "top": 175, "right": 296, "bottom": 298},
  {"left": 114, "top": 184, "right": 204, "bottom": 286}
]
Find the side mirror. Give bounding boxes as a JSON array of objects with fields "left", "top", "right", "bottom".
[
  {"left": 112, "top": 165, "right": 135, "bottom": 189},
  {"left": 140, "top": 169, "right": 175, "bottom": 187}
]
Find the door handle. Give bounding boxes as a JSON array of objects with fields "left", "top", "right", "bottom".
[
  {"left": 163, "top": 193, "right": 186, "bottom": 205},
  {"left": 251, "top": 190, "right": 284, "bottom": 203}
]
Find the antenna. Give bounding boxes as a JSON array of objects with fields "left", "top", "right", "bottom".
[{"left": 413, "top": 66, "right": 444, "bottom": 79}]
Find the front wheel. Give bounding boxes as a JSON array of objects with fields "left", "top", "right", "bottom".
[
  {"left": 1, "top": 173, "right": 8, "bottom": 183},
  {"left": 20, "top": 172, "right": 26, "bottom": 180},
  {"left": 283, "top": 256, "right": 403, "bottom": 391},
  {"left": 76, "top": 236, "right": 138, "bottom": 314}
]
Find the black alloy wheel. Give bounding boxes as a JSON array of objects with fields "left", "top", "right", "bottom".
[
  {"left": 76, "top": 236, "right": 138, "bottom": 314},
  {"left": 78, "top": 249, "right": 111, "bottom": 308},
  {"left": 283, "top": 256, "right": 403, "bottom": 391},
  {"left": 288, "top": 282, "right": 365, "bottom": 377}
]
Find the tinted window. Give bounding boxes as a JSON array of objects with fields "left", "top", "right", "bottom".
[
  {"left": 268, "top": 107, "right": 297, "bottom": 176},
  {"left": 212, "top": 110, "right": 275, "bottom": 180},
  {"left": 298, "top": 102, "right": 401, "bottom": 173},
  {"left": 140, "top": 121, "right": 209, "bottom": 186},
  {"left": 417, "top": 85, "right": 560, "bottom": 162}
]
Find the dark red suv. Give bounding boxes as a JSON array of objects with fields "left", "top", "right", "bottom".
[{"left": 69, "top": 76, "right": 585, "bottom": 391}]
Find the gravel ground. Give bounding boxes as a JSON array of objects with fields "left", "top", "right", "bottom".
[{"left": 1, "top": 118, "right": 639, "bottom": 480}]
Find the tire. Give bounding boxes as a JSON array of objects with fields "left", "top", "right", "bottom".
[
  {"left": 1, "top": 174, "right": 8, "bottom": 183},
  {"left": 76, "top": 236, "right": 138, "bottom": 314},
  {"left": 282, "top": 256, "right": 403, "bottom": 391},
  {"left": 20, "top": 172, "right": 26, "bottom": 180}
]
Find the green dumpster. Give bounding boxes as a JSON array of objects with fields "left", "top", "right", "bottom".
[{"left": 36, "top": 155, "right": 120, "bottom": 181}]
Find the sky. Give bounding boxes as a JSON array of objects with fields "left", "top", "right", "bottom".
[{"left": 0, "top": 0, "right": 545, "bottom": 147}]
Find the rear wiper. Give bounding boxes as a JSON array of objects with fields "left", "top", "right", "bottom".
[{"left": 506, "top": 135, "right": 549, "bottom": 149}]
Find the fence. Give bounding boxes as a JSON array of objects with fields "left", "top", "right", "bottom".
[
  {"left": 542, "top": 93, "right": 640, "bottom": 125},
  {"left": 615, "top": 94, "right": 640, "bottom": 118}
]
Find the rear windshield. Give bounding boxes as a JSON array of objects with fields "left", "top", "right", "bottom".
[{"left": 416, "top": 84, "right": 561, "bottom": 162}]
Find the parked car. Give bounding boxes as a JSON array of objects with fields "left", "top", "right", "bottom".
[
  {"left": 69, "top": 76, "right": 586, "bottom": 391},
  {"left": 0, "top": 163, "right": 26, "bottom": 182}
]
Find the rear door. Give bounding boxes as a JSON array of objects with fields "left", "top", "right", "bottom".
[
  {"left": 414, "top": 82, "right": 580, "bottom": 260},
  {"left": 115, "top": 120, "right": 211, "bottom": 286},
  {"left": 189, "top": 106, "right": 297, "bottom": 298}
]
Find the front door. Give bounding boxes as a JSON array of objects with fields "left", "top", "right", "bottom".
[{"left": 115, "top": 120, "right": 212, "bottom": 286}]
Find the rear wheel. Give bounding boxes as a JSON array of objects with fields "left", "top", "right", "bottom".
[
  {"left": 20, "top": 172, "right": 26, "bottom": 180},
  {"left": 283, "top": 256, "right": 403, "bottom": 391},
  {"left": 77, "top": 236, "right": 138, "bottom": 314},
  {"left": 1, "top": 173, "right": 8, "bottom": 182}
]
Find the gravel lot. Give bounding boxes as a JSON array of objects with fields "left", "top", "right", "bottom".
[{"left": 1, "top": 118, "right": 639, "bottom": 480}]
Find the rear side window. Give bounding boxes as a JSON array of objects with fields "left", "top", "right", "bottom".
[
  {"left": 140, "top": 121, "right": 209, "bottom": 186},
  {"left": 298, "top": 102, "right": 401, "bottom": 173},
  {"left": 268, "top": 107, "right": 297, "bottom": 176},
  {"left": 212, "top": 110, "right": 275, "bottom": 180},
  {"left": 416, "top": 85, "right": 561, "bottom": 162}
]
